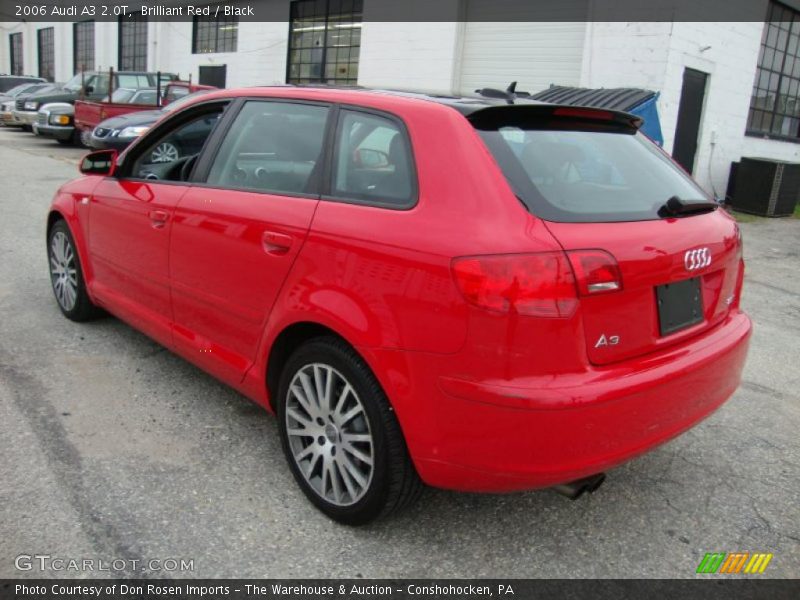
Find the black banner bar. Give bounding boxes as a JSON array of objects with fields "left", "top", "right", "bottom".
[{"left": 2, "top": 580, "right": 799, "bottom": 600}]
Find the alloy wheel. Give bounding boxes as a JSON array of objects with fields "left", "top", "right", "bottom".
[
  {"left": 150, "top": 142, "right": 179, "bottom": 163},
  {"left": 285, "top": 363, "right": 375, "bottom": 507},
  {"left": 49, "top": 231, "right": 78, "bottom": 312}
]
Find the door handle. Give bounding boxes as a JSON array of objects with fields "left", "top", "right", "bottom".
[
  {"left": 149, "top": 210, "right": 169, "bottom": 228},
  {"left": 262, "top": 231, "right": 293, "bottom": 255}
]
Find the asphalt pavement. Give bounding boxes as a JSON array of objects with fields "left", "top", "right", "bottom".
[{"left": 0, "top": 125, "right": 798, "bottom": 579}]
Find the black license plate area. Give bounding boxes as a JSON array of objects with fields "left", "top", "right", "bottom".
[{"left": 656, "top": 277, "right": 703, "bottom": 336}]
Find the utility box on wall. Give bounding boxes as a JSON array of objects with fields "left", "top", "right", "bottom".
[{"left": 729, "top": 157, "right": 800, "bottom": 217}]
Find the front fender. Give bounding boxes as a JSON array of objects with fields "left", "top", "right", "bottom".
[{"left": 48, "top": 175, "right": 104, "bottom": 293}]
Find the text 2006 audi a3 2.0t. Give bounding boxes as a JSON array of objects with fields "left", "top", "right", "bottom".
[{"left": 46, "top": 86, "right": 751, "bottom": 524}]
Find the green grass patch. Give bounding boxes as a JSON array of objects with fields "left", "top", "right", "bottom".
[
  {"left": 729, "top": 210, "right": 761, "bottom": 223},
  {"left": 794, "top": 203, "right": 800, "bottom": 219}
]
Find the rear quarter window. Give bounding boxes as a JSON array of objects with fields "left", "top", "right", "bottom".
[{"left": 329, "top": 109, "right": 416, "bottom": 208}]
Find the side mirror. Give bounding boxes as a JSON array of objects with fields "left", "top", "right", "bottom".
[{"left": 80, "top": 150, "right": 117, "bottom": 176}]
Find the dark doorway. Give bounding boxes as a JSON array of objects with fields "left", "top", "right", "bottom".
[
  {"left": 672, "top": 68, "right": 708, "bottom": 174},
  {"left": 198, "top": 65, "right": 227, "bottom": 88}
]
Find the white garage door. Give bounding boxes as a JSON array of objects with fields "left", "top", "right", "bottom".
[{"left": 459, "top": 0, "right": 589, "bottom": 96}]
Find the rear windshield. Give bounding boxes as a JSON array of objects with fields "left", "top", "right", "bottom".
[{"left": 475, "top": 119, "right": 709, "bottom": 223}]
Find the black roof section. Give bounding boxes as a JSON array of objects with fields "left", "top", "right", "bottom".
[
  {"left": 283, "top": 83, "right": 643, "bottom": 125},
  {"left": 369, "top": 88, "right": 546, "bottom": 115},
  {"left": 529, "top": 86, "right": 656, "bottom": 112}
]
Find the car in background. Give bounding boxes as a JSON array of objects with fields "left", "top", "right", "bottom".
[
  {"left": 47, "top": 86, "right": 751, "bottom": 524},
  {"left": 13, "top": 71, "right": 177, "bottom": 129},
  {"left": 2, "top": 83, "right": 60, "bottom": 128},
  {"left": 0, "top": 81, "right": 50, "bottom": 106},
  {"left": 103, "top": 87, "right": 159, "bottom": 105},
  {"left": 0, "top": 82, "right": 52, "bottom": 126},
  {"left": 33, "top": 103, "right": 77, "bottom": 145},
  {"left": 35, "top": 89, "right": 161, "bottom": 146},
  {"left": 0, "top": 75, "right": 45, "bottom": 93},
  {"left": 88, "top": 88, "right": 216, "bottom": 152},
  {"left": 76, "top": 82, "right": 214, "bottom": 146}
]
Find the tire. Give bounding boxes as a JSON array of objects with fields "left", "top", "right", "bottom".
[
  {"left": 79, "top": 129, "right": 92, "bottom": 148},
  {"left": 277, "top": 337, "right": 423, "bottom": 525},
  {"left": 47, "top": 220, "right": 102, "bottom": 322},
  {"left": 22, "top": 125, "right": 32, "bottom": 132}
]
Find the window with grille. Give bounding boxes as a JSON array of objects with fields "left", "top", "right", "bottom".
[
  {"left": 192, "top": 12, "right": 238, "bottom": 53},
  {"left": 73, "top": 21, "right": 95, "bottom": 74},
  {"left": 118, "top": 13, "right": 148, "bottom": 71},
  {"left": 37, "top": 28, "right": 55, "bottom": 82},
  {"left": 748, "top": 1, "right": 800, "bottom": 139},
  {"left": 287, "top": 0, "right": 363, "bottom": 85},
  {"left": 9, "top": 33, "right": 23, "bottom": 76}
]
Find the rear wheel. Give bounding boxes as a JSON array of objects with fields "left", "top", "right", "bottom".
[
  {"left": 47, "top": 220, "right": 101, "bottom": 321},
  {"left": 277, "top": 337, "right": 422, "bottom": 525}
]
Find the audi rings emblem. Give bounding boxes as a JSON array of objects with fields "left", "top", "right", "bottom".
[{"left": 684, "top": 247, "right": 711, "bottom": 271}]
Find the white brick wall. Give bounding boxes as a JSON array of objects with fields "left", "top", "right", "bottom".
[{"left": 358, "top": 21, "right": 462, "bottom": 93}]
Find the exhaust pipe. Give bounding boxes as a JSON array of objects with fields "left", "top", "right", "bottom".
[{"left": 551, "top": 473, "right": 606, "bottom": 500}]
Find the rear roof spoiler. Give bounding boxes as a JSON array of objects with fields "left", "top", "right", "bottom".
[{"left": 467, "top": 103, "right": 644, "bottom": 131}]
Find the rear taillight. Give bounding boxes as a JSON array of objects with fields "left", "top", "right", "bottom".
[
  {"left": 566, "top": 250, "right": 623, "bottom": 296},
  {"left": 451, "top": 252, "right": 577, "bottom": 318}
]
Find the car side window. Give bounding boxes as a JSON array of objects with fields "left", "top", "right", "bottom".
[
  {"left": 129, "top": 106, "right": 225, "bottom": 182},
  {"left": 91, "top": 74, "right": 109, "bottom": 96},
  {"left": 205, "top": 100, "right": 329, "bottom": 195},
  {"left": 132, "top": 90, "right": 158, "bottom": 105},
  {"left": 331, "top": 110, "right": 415, "bottom": 207}
]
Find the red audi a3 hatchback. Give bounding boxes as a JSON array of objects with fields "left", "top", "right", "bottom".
[{"left": 47, "top": 87, "right": 751, "bottom": 524}]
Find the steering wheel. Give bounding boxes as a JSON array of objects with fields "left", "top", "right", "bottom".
[{"left": 180, "top": 154, "right": 199, "bottom": 182}]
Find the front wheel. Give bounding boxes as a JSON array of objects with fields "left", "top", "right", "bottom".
[
  {"left": 277, "top": 337, "right": 422, "bottom": 525},
  {"left": 47, "top": 220, "right": 101, "bottom": 321}
]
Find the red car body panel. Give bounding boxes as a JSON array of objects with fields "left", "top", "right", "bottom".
[{"left": 48, "top": 87, "right": 751, "bottom": 493}]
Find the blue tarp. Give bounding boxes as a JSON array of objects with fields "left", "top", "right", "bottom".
[{"left": 628, "top": 93, "right": 664, "bottom": 147}]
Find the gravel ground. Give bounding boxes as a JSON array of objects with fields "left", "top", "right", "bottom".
[{"left": 0, "top": 125, "right": 798, "bottom": 579}]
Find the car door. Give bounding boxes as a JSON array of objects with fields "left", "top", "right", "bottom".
[
  {"left": 168, "top": 99, "right": 331, "bottom": 385},
  {"left": 87, "top": 101, "right": 228, "bottom": 345}
]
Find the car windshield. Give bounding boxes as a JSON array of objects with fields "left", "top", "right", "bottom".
[
  {"left": 5, "top": 83, "right": 37, "bottom": 97},
  {"left": 63, "top": 74, "right": 85, "bottom": 92},
  {"left": 474, "top": 115, "right": 709, "bottom": 223},
  {"left": 162, "top": 89, "right": 214, "bottom": 113}
]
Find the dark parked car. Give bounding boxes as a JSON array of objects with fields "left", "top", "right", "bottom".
[
  {"left": 89, "top": 89, "right": 215, "bottom": 152},
  {"left": 0, "top": 75, "right": 45, "bottom": 93},
  {"left": 0, "top": 81, "right": 50, "bottom": 105}
]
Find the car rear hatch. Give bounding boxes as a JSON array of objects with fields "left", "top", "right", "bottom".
[{"left": 469, "top": 104, "right": 744, "bottom": 365}]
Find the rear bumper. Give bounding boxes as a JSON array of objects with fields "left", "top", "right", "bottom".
[{"left": 376, "top": 311, "right": 751, "bottom": 492}]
